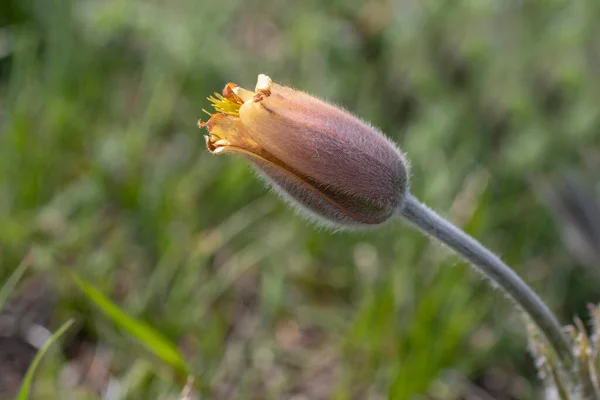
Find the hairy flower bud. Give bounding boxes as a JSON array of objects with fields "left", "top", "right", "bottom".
[{"left": 199, "top": 74, "right": 410, "bottom": 228}]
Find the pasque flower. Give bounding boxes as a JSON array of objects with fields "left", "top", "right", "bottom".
[
  {"left": 199, "top": 74, "right": 409, "bottom": 228},
  {"left": 198, "top": 74, "right": 579, "bottom": 389}
]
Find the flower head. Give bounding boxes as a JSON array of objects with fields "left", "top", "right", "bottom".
[{"left": 199, "top": 74, "right": 410, "bottom": 228}]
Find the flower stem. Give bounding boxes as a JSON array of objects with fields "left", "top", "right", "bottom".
[{"left": 398, "top": 192, "right": 574, "bottom": 372}]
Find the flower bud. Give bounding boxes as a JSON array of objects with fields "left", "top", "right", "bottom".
[{"left": 198, "top": 74, "right": 410, "bottom": 228}]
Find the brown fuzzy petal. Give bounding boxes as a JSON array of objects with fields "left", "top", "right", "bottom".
[
  {"left": 245, "top": 153, "right": 396, "bottom": 227},
  {"left": 239, "top": 83, "right": 409, "bottom": 219}
]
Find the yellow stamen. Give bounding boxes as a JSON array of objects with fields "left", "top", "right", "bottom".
[{"left": 206, "top": 92, "right": 243, "bottom": 117}]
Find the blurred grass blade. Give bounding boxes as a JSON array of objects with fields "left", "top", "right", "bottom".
[
  {"left": 16, "top": 318, "right": 75, "bottom": 400},
  {"left": 179, "top": 376, "right": 195, "bottom": 400},
  {"left": 71, "top": 273, "right": 188, "bottom": 373},
  {"left": 0, "top": 252, "right": 31, "bottom": 309}
]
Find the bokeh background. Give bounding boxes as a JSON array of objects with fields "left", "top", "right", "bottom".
[{"left": 1, "top": 0, "right": 600, "bottom": 399}]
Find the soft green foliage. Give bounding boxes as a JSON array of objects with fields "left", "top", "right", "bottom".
[
  {"left": 528, "top": 304, "right": 600, "bottom": 399},
  {"left": 16, "top": 319, "right": 74, "bottom": 400},
  {"left": 0, "top": 253, "right": 30, "bottom": 309},
  {"left": 1, "top": 0, "right": 599, "bottom": 398},
  {"left": 71, "top": 273, "right": 188, "bottom": 374}
]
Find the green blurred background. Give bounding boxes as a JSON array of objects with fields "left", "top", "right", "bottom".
[{"left": 1, "top": 0, "right": 600, "bottom": 398}]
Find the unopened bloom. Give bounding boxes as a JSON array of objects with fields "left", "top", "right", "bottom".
[{"left": 198, "top": 74, "right": 409, "bottom": 228}]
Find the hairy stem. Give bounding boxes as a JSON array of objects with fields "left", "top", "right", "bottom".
[{"left": 399, "top": 193, "right": 575, "bottom": 373}]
